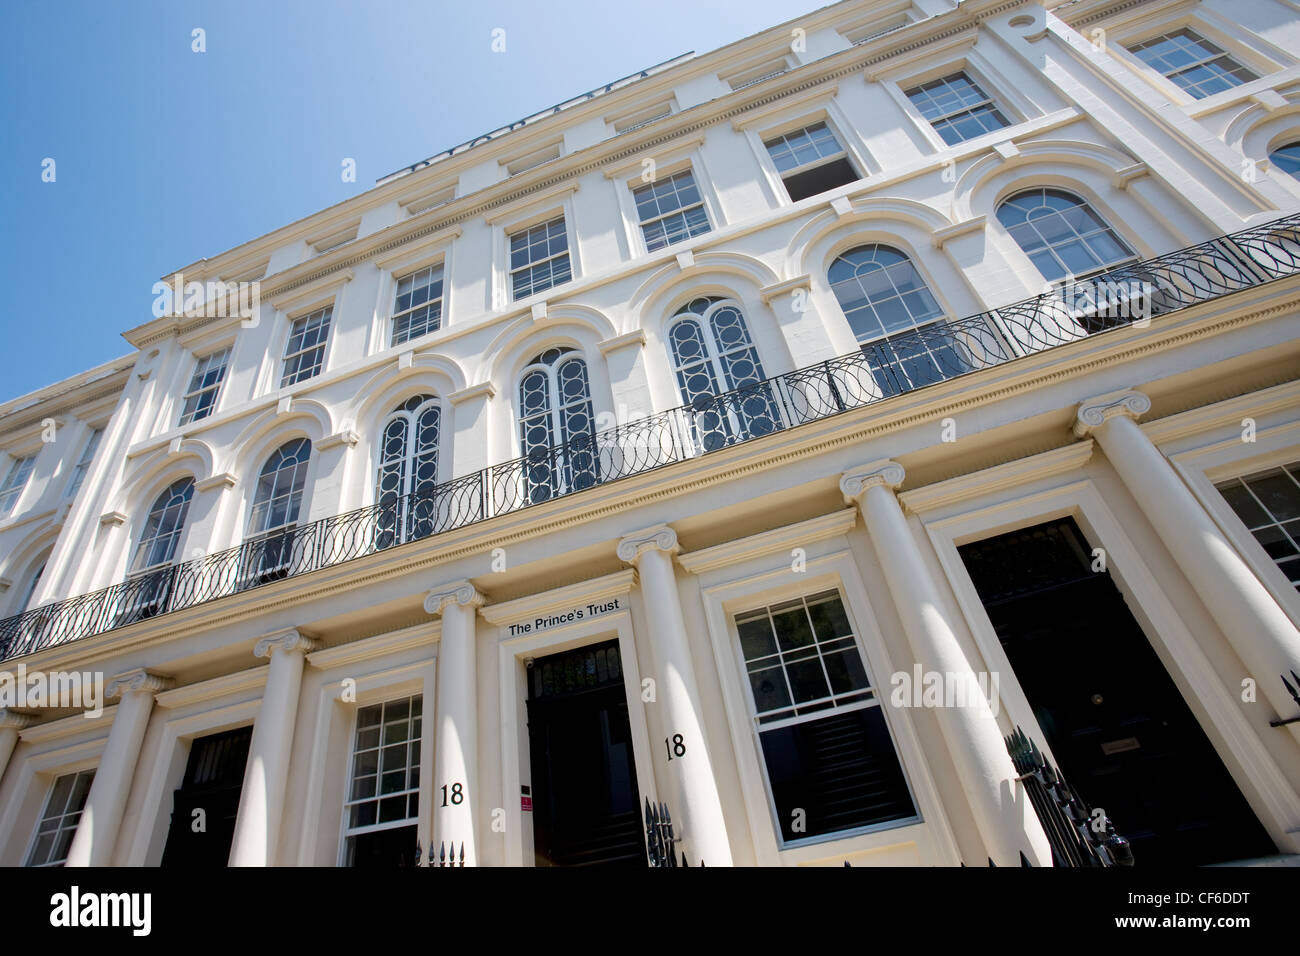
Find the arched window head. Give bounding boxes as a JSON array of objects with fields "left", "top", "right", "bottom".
[
  {"left": 19, "top": 560, "right": 46, "bottom": 612},
  {"left": 132, "top": 478, "right": 196, "bottom": 572},
  {"left": 668, "top": 297, "right": 777, "bottom": 450},
  {"left": 996, "top": 188, "right": 1133, "bottom": 282},
  {"left": 829, "top": 245, "right": 968, "bottom": 396},
  {"left": 518, "top": 347, "right": 597, "bottom": 501},
  {"left": 248, "top": 438, "right": 311, "bottom": 536},
  {"left": 828, "top": 245, "right": 944, "bottom": 343},
  {"left": 1270, "top": 143, "right": 1300, "bottom": 181},
  {"left": 376, "top": 395, "right": 441, "bottom": 546}
]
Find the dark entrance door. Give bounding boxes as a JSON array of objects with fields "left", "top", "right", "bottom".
[
  {"left": 160, "top": 726, "right": 252, "bottom": 867},
  {"left": 526, "top": 640, "right": 645, "bottom": 867},
  {"left": 958, "top": 517, "right": 1274, "bottom": 866}
]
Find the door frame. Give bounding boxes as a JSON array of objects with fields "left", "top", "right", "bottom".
[
  {"left": 487, "top": 570, "right": 658, "bottom": 867},
  {"left": 904, "top": 457, "right": 1300, "bottom": 855}
]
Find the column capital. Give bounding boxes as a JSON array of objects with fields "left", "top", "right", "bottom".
[
  {"left": 253, "top": 628, "right": 320, "bottom": 659},
  {"left": 616, "top": 524, "right": 679, "bottom": 564},
  {"left": 1073, "top": 388, "right": 1151, "bottom": 438},
  {"left": 0, "top": 708, "right": 34, "bottom": 731},
  {"left": 424, "top": 581, "right": 485, "bottom": 615},
  {"left": 106, "top": 668, "right": 173, "bottom": 699},
  {"left": 840, "top": 460, "right": 905, "bottom": 503}
]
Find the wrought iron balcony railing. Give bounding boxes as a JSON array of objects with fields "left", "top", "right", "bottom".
[{"left": 3, "top": 213, "right": 1298, "bottom": 663}]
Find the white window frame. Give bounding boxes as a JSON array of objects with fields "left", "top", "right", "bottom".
[
  {"left": 24, "top": 769, "right": 95, "bottom": 867},
  {"left": 685, "top": 528, "right": 957, "bottom": 865},
  {"left": 880, "top": 47, "right": 1031, "bottom": 155},
  {"left": 486, "top": 185, "right": 582, "bottom": 311},
  {"left": 902, "top": 69, "right": 1012, "bottom": 147},
  {"left": 734, "top": 91, "right": 875, "bottom": 209},
  {"left": 0, "top": 454, "right": 36, "bottom": 517},
  {"left": 605, "top": 142, "right": 725, "bottom": 260},
  {"left": 506, "top": 215, "right": 573, "bottom": 303},
  {"left": 178, "top": 347, "right": 231, "bottom": 426},
  {"left": 371, "top": 226, "right": 460, "bottom": 355},
  {"left": 338, "top": 691, "right": 426, "bottom": 866},
  {"left": 280, "top": 304, "right": 334, "bottom": 388},
  {"left": 64, "top": 427, "right": 103, "bottom": 498},
  {"left": 389, "top": 264, "right": 446, "bottom": 348},
  {"left": 631, "top": 168, "right": 712, "bottom": 253}
]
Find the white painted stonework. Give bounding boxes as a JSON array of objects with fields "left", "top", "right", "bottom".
[{"left": 1, "top": 0, "right": 1300, "bottom": 867}]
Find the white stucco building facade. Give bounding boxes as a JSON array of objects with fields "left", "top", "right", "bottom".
[{"left": 2, "top": 0, "right": 1300, "bottom": 867}]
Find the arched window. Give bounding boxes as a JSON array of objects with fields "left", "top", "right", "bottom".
[
  {"left": 245, "top": 438, "right": 311, "bottom": 583},
  {"left": 132, "top": 478, "right": 196, "bottom": 572},
  {"left": 116, "top": 478, "right": 194, "bottom": 625},
  {"left": 518, "top": 347, "right": 598, "bottom": 503},
  {"left": 829, "top": 244, "right": 962, "bottom": 395},
  {"left": 1270, "top": 143, "right": 1300, "bottom": 180},
  {"left": 376, "top": 395, "right": 441, "bottom": 547},
  {"left": 18, "top": 561, "right": 45, "bottom": 613},
  {"left": 668, "top": 297, "right": 778, "bottom": 451},
  {"left": 996, "top": 188, "right": 1133, "bottom": 281}
]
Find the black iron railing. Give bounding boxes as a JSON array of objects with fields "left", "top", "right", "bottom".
[
  {"left": 3, "top": 214, "right": 1298, "bottom": 663},
  {"left": 1006, "top": 727, "right": 1134, "bottom": 867}
]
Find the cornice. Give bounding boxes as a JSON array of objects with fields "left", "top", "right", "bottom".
[
  {"left": 480, "top": 569, "right": 636, "bottom": 626},
  {"left": 898, "top": 441, "right": 1096, "bottom": 515},
  {"left": 153, "top": 666, "right": 268, "bottom": 709},
  {"left": 1140, "top": 379, "right": 1300, "bottom": 446},
  {"left": 677, "top": 509, "right": 856, "bottom": 574},
  {"left": 14, "top": 705, "right": 118, "bottom": 744},
  {"left": 306, "top": 620, "right": 439, "bottom": 669}
]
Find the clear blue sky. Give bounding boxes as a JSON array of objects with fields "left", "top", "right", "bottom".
[{"left": 0, "top": 0, "right": 828, "bottom": 402}]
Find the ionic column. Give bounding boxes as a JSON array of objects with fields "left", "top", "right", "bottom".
[
  {"left": 618, "top": 525, "right": 733, "bottom": 866},
  {"left": 0, "top": 709, "right": 33, "bottom": 785},
  {"left": 424, "top": 582, "right": 483, "bottom": 865},
  {"left": 229, "top": 628, "right": 318, "bottom": 866},
  {"left": 841, "top": 462, "right": 1050, "bottom": 866},
  {"left": 1075, "top": 389, "right": 1300, "bottom": 738},
  {"left": 65, "top": 669, "right": 172, "bottom": 866}
]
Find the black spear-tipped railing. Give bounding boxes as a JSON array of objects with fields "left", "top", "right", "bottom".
[
  {"left": 1005, "top": 727, "right": 1134, "bottom": 867},
  {"left": 1270, "top": 670, "right": 1300, "bottom": 727},
  {"left": 644, "top": 799, "right": 703, "bottom": 867},
  {"left": 414, "top": 840, "right": 465, "bottom": 867},
  {"left": 3, "top": 214, "right": 1299, "bottom": 663}
]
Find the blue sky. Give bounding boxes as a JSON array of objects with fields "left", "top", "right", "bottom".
[{"left": 0, "top": 0, "right": 827, "bottom": 402}]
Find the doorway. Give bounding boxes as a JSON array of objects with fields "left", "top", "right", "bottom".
[
  {"left": 526, "top": 640, "right": 645, "bottom": 867},
  {"left": 958, "top": 517, "right": 1275, "bottom": 865},
  {"left": 160, "top": 726, "right": 253, "bottom": 867}
]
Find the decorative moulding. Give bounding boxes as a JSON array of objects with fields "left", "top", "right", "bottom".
[
  {"left": 531, "top": 302, "right": 548, "bottom": 322},
  {"left": 675, "top": 250, "right": 695, "bottom": 271},
  {"left": 0, "top": 708, "right": 34, "bottom": 731},
  {"left": 99, "top": 511, "right": 128, "bottom": 528},
  {"left": 1250, "top": 89, "right": 1289, "bottom": 112},
  {"left": 597, "top": 330, "right": 647, "bottom": 354},
  {"left": 730, "top": 80, "right": 840, "bottom": 130},
  {"left": 424, "top": 581, "right": 485, "bottom": 615},
  {"left": 318, "top": 430, "right": 361, "bottom": 452},
  {"left": 898, "top": 441, "right": 1095, "bottom": 515},
  {"left": 760, "top": 275, "right": 813, "bottom": 303},
  {"left": 677, "top": 509, "right": 857, "bottom": 574},
  {"left": 266, "top": 267, "right": 354, "bottom": 312},
  {"left": 616, "top": 524, "right": 679, "bottom": 563},
  {"left": 839, "top": 459, "right": 906, "bottom": 502},
  {"left": 106, "top": 668, "right": 174, "bottom": 698},
  {"left": 1110, "top": 162, "right": 1150, "bottom": 191},
  {"left": 480, "top": 568, "right": 637, "bottom": 625},
  {"left": 482, "top": 180, "right": 580, "bottom": 226},
  {"left": 195, "top": 472, "right": 237, "bottom": 493},
  {"left": 154, "top": 667, "right": 269, "bottom": 710},
  {"left": 307, "top": 621, "right": 442, "bottom": 670},
  {"left": 830, "top": 196, "right": 853, "bottom": 218},
  {"left": 448, "top": 382, "right": 496, "bottom": 405},
  {"left": 930, "top": 216, "right": 986, "bottom": 249},
  {"left": 602, "top": 136, "right": 706, "bottom": 178},
  {"left": 253, "top": 628, "right": 320, "bottom": 659},
  {"left": 1073, "top": 388, "right": 1151, "bottom": 439}
]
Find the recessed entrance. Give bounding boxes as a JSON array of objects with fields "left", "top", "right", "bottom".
[
  {"left": 160, "top": 726, "right": 252, "bottom": 867},
  {"left": 526, "top": 639, "right": 644, "bottom": 867},
  {"left": 958, "top": 517, "right": 1275, "bottom": 865}
]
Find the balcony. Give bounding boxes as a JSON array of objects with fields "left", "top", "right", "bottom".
[{"left": 3, "top": 213, "right": 1298, "bottom": 662}]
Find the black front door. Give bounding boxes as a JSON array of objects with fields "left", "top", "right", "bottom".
[
  {"left": 160, "top": 726, "right": 252, "bottom": 867},
  {"left": 958, "top": 517, "right": 1275, "bottom": 866},
  {"left": 526, "top": 640, "right": 644, "bottom": 867}
]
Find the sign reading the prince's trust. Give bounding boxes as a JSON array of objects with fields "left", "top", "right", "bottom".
[{"left": 505, "top": 598, "right": 622, "bottom": 637}]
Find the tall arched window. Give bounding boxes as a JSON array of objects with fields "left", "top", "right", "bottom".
[
  {"left": 18, "top": 561, "right": 45, "bottom": 613},
  {"left": 996, "top": 188, "right": 1133, "bottom": 281},
  {"left": 518, "top": 347, "right": 598, "bottom": 503},
  {"left": 132, "top": 478, "right": 196, "bottom": 572},
  {"left": 376, "top": 395, "right": 441, "bottom": 547},
  {"left": 828, "top": 244, "right": 961, "bottom": 396},
  {"left": 115, "top": 477, "right": 195, "bottom": 625},
  {"left": 668, "top": 297, "right": 778, "bottom": 451},
  {"left": 245, "top": 438, "right": 311, "bottom": 583}
]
